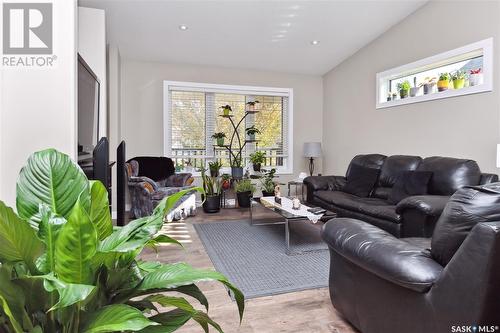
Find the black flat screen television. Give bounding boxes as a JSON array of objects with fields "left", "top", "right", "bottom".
[{"left": 78, "top": 54, "right": 100, "bottom": 156}]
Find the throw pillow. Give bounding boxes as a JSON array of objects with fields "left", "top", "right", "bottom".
[
  {"left": 388, "top": 171, "right": 433, "bottom": 204},
  {"left": 431, "top": 183, "right": 500, "bottom": 266},
  {"left": 342, "top": 164, "right": 380, "bottom": 197}
]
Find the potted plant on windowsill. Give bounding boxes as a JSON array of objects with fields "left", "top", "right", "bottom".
[
  {"left": 397, "top": 80, "right": 411, "bottom": 99},
  {"left": 208, "top": 160, "right": 222, "bottom": 177},
  {"left": 451, "top": 70, "right": 466, "bottom": 89},
  {"left": 235, "top": 179, "right": 256, "bottom": 208},
  {"left": 200, "top": 167, "right": 222, "bottom": 213},
  {"left": 420, "top": 77, "right": 437, "bottom": 95},
  {"left": 246, "top": 100, "right": 260, "bottom": 111},
  {"left": 220, "top": 104, "right": 232, "bottom": 116},
  {"left": 246, "top": 125, "right": 261, "bottom": 141},
  {"left": 469, "top": 68, "right": 483, "bottom": 86},
  {"left": 261, "top": 168, "right": 277, "bottom": 197},
  {"left": 437, "top": 73, "right": 451, "bottom": 92},
  {"left": 249, "top": 151, "right": 266, "bottom": 172},
  {"left": 212, "top": 132, "right": 226, "bottom": 146}
]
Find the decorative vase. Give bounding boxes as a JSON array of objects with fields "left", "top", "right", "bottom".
[
  {"left": 453, "top": 78, "right": 465, "bottom": 89},
  {"left": 202, "top": 195, "right": 221, "bottom": 213},
  {"left": 222, "top": 180, "right": 231, "bottom": 190},
  {"left": 423, "top": 83, "right": 434, "bottom": 95},
  {"left": 253, "top": 163, "right": 261, "bottom": 172},
  {"left": 410, "top": 87, "right": 420, "bottom": 97},
  {"left": 399, "top": 89, "right": 409, "bottom": 99},
  {"left": 469, "top": 73, "right": 484, "bottom": 86},
  {"left": 231, "top": 167, "right": 243, "bottom": 179},
  {"left": 437, "top": 80, "right": 449, "bottom": 92},
  {"left": 216, "top": 137, "right": 224, "bottom": 146},
  {"left": 236, "top": 191, "right": 252, "bottom": 208}
]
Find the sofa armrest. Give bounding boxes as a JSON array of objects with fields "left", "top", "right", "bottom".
[
  {"left": 160, "top": 173, "right": 193, "bottom": 187},
  {"left": 322, "top": 218, "right": 443, "bottom": 292},
  {"left": 396, "top": 195, "right": 449, "bottom": 216},
  {"left": 480, "top": 172, "right": 499, "bottom": 185},
  {"left": 128, "top": 176, "right": 159, "bottom": 191}
]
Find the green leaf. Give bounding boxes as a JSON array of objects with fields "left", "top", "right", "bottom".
[
  {"left": 138, "top": 309, "right": 191, "bottom": 333},
  {"left": 82, "top": 304, "right": 159, "bottom": 333},
  {"left": 0, "top": 200, "right": 43, "bottom": 270},
  {"left": 89, "top": 181, "right": 112, "bottom": 240},
  {"left": 36, "top": 204, "right": 66, "bottom": 273},
  {"left": 138, "top": 263, "right": 244, "bottom": 322},
  {"left": 0, "top": 265, "right": 32, "bottom": 333},
  {"left": 42, "top": 274, "right": 95, "bottom": 310},
  {"left": 54, "top": 197, "right": 97, "bottom": 284},
  {"left": 16, "top": 148, "right": 90, "bottom": 229}
]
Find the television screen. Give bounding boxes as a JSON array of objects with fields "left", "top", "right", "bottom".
[{"left": 78, "top": 55, "right": 100, "bottom": 155}]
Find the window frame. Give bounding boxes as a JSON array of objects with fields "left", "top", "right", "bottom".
[
  {"left": 163, "top": 80, "right": 294, "bottom": 175},
  {"left": 376, "top": 38, "right": 493, "bottom": 109}
]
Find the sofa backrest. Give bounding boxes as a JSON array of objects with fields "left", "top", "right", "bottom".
[
  {"left": 346, "top": 154, "right": 386, "bottom": 179},
  {"left": 126, "top": 156, "right": 175, "bottom": 182},
  {"left": 417, "top": 156, "right": 481, "bottom": 195}
]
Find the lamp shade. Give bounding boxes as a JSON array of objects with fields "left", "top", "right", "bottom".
[
  {"left": 497, "top": 144, "right": 500, "bottom": 168},
  {"left": 303, "top": 142, "right": 322, "bottom": 158}
]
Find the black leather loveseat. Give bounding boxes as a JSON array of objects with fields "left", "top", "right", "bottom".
[
  {"left": 321, "top": 183, "right": 500, "bottom": 332},
  {"left": 304, "top": 154, "right": 497, "bottom": 237}
]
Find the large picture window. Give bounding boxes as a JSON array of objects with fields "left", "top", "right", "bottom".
[{"left": 164, "top": 81, "right": 293, "bottom": 174}]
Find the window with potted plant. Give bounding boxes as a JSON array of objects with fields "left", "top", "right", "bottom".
[
  {"left": 200, "top": 166, "right": 222, "bottom": 213},
  {"left": 437, "top": 73, "right": 451, "bottom": 91},
  {"left": 235, "top": 179, "right": 256, "bottom": 208},
  {"left": 249, "top": 151, "right": 266, "bottom": 172},
  {"left": 451, "top": 70, "right": 466, "bottom": 89},
  {"left": 397, "top": 80, "right": 411, "bottom": 99},
  {"left": 212, "top": 132, "right": 226, "bottom": 146},
  {"left": 245, "top": 125, "right": 261, "bottom": 141}
]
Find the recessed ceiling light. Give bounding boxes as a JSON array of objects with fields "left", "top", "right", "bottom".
[
  {"left": 179, "top": 25, "right": 188, "bottom": 31},
  {"left": 311, "top": 40, "right": 320, "bottom": 45}
]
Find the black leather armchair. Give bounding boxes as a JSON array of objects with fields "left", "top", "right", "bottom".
[{"left": 322, "top": 183, "right": 500, "bottom": 332}]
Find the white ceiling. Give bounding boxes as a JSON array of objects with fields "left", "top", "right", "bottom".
[{"left": 80, "top": 0, "right": 428, "bottom": 75}]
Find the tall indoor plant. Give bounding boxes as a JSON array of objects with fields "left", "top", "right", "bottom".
[{"left": 0, "top": 149, "right": 244, "bottom": 332}]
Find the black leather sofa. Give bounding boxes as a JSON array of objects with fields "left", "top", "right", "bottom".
[
  {"left": 304, "top": 154, "right": 498, "bottom": 237},
  {"left": 322, "top": 183, "right": 500, "bottom": 332}
]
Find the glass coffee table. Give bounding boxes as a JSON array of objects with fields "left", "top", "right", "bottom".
[{"left": 249, "top": 197, "right": 337, "bottom": 255}]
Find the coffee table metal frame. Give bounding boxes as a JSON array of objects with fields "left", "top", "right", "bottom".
[{"left": 249, "top": 198, "right": 336, "bottom": 255}]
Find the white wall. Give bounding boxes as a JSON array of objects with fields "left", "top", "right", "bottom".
[
  {"left": 108, "top": 45, "right": 121, "bottom": 211},
  {"left": 322, "top": 0, "right": 500, "bottom": 175},
  {"left": 120, "top": 60, "right": 323, "bottom": 182},
  {"left": 78, "top": 6, "right": 107, "bottom": 138},
  {"left": 0, "top": 0, "right": 78, "bottom": 207}
]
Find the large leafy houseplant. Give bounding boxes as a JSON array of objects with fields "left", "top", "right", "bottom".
[{"left": 0, "top": 149, "right": 244, "bottom": 332}]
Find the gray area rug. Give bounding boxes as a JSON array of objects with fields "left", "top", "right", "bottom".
[{"left": 193, "top": 220, "right": 329, "bottom": 299}]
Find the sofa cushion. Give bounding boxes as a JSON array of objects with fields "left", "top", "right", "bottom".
[
  {"left": 314, "top": 190, "right": 400, "bottom": 223},
  {"left": 431, "top": 183, "right": 500, "bottom": 266},
  {"left": 372, "top": 186, "right": 392, "bottom": 200},
  {"left": 346, "top": 154, "right": 386, "bottom": 179},
  {"left": 343, "top": 164, "right": 380, "bottom": 197},
  {"left": 417, "top": 156, "right": 481, "bottom": 195},
  {"left": 388, "top": 171, "right": 432, "bottom": 204},
  {"left": 378, "top": 155, "right": 422, "bottom": 187}
]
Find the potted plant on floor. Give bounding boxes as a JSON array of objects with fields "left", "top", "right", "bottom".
[
  {"left": 220, "top": 104, "right": 232, "bottom": 116},
  {"left": 245, "top": 125, "right": 261, "bottom": 141},
  {"left": 397, "top": 80, "right": 411, "bottom": 99},
  {"left": 469, "top": 68, "right": 483, "bottom": 86},
  {"left": 212, "top": 132, "right": 226, "bottom": 146},
  {"left": 437, "top": 72, "right": 451, "bottom": 92},
  {"left": 261, "top": 168, "right": 277, "bottom": 197},
  {"left": 208, "top": 160, "right": 223, "bottom": 177},
  {"left": 246, "top": 100, "right": 260, "bottom": 111},
  {"left": 451, "top": 70, "right": 466, "bottom": 89},
  {"left": 235, "top": 179, "right": 256, "bottom": 208},
  {"left": 200, "top": 167, "right": 222, "bottom": 213},
  {"left": 0, "top": 148, "right": 244, "bottom": 332},
  {"left": 249, "top": 151, "right": 266, "bottom": 172}
]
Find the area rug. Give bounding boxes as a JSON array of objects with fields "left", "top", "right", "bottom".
[{"left": 193, "top": 220, "right": 329, "bottom": 299}]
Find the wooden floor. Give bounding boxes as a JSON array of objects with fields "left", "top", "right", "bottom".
[{"left": 139, "top": 204, "right": 358, "bottom": 333}]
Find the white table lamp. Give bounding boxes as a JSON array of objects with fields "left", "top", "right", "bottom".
[{"left": 303, "top": 142, "right": 322, "bottom": 176}]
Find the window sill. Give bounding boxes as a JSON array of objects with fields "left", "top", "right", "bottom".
[{"left": 376, "top": 84, "right": 492, "bottom": 109}]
